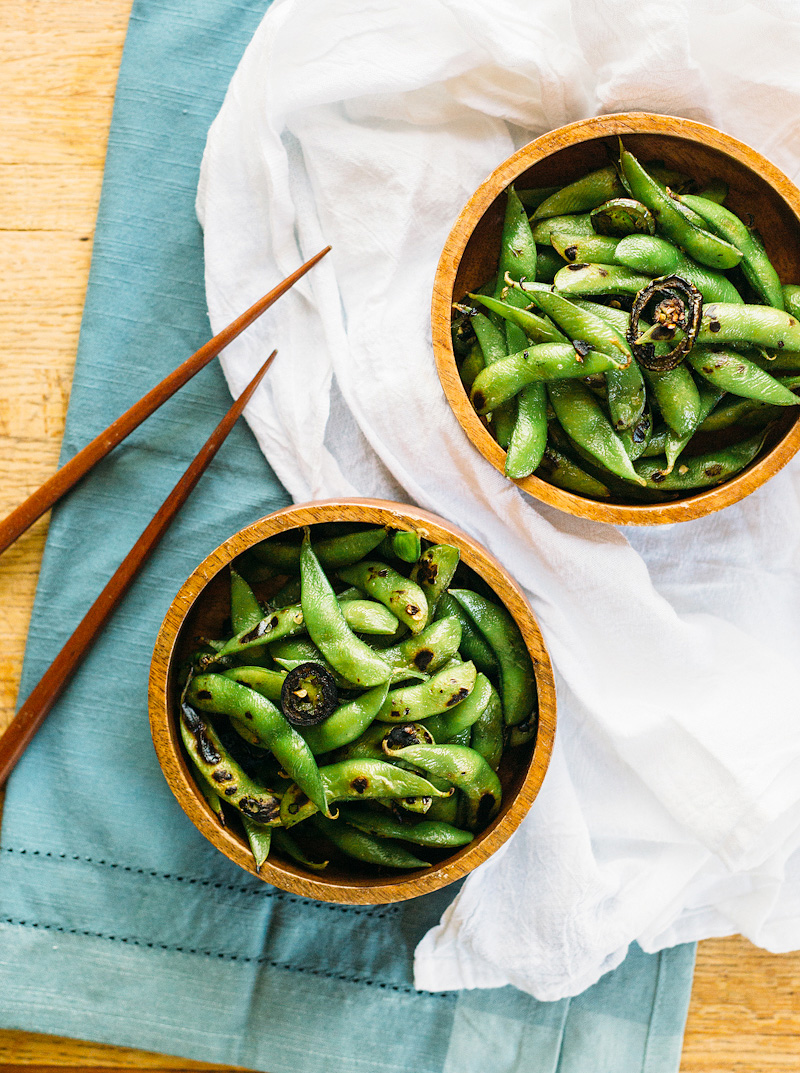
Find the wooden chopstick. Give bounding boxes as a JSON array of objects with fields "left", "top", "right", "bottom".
[
  {"left": 0, "top": 246, "right": 330, "bottom": 557},
  {"left": 0, "top": 349, "right": 277, "bottom": 788}
]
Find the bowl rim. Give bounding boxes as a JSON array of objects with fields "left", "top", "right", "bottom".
[
  {"left": 148, "top": 498, "right": 556, "bottom": 904},
  {"left": 431, "top": 111, "right": 800, "bottom": 526}
]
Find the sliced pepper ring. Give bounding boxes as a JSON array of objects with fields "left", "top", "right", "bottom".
[
  {"left": 627, "top": 274, "right": 703, "bottom": 371},
  {"left": 281, "top": 662, "right": 338, "bottom": 726}
]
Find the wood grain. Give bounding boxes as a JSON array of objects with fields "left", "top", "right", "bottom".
[
  {"left": 1, "top": 0, "right": 799, "bottom": 1069},
  {"left": 431, "top": 113, "right": 800, "bottom": 525}
]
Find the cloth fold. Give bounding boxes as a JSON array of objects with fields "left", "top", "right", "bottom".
[{"left": 197, "top": 0, "right": 800, "bottom": 1001}]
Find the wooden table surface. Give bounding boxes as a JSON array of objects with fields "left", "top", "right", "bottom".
[{"left": 1, "top": 3, "right": 799, "bottom": 1070}]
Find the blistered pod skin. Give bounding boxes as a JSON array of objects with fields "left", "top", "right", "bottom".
[
  {"left": 381, "top": 616, "right": 463, "bottom": 676},
  {"left": 381, "top": 743, "right": 502, "bottom": 832},
  {"left": 535, "top": 444, "right": 611, "bottom": 499},
  {"left": 421, "top": 672, "right": 494, "bottom": 741},
  {"left": 180, "top": 704, "right": 281, "bottom": 826},
  {"left": 185, "top": 674, "right": 328, "bottom": 814},
  {"left": 338, "top": 560, "right": 429, "bottom": 635},
  {"left": 697, "top": 303, "right": 800, "bottom": 351},
  {"left": 218, "top": 604, "right": 306, "bottom": 657},
  {"left": 550, "top": 232, "right": 619, "bottom": 265},
  {"left": 687, "top": 347, "right": 800, "bottom": 407},
  {"left": 552, "top": 262, "right": 652, "bottom": 298},
  {"left": 278, "top": 759, "right": 451, "bottom": 828},
  {"left": 448, "top": 589, "right": 537, "bottom": 728},
  {"left": 300, "top": 530, "right": 393, "bottom": 687},
  {"left": 410, "top": 544, "right": 460, "bottom": 624},
  {"left": 374, "top": 661, "right": 477, "bottom": 723},
  {"left": 514, "top": 282, "right": 632, "bottom": 364},
  {"left": 634, "top": 431, "right": 768, "bottom": 490}
]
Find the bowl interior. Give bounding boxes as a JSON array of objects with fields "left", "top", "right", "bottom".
[
  {"left": 435, "top": 115, "right": 800, "bottom": 524},
  {"left": 150, "top": 501, "right": 556, "bottom": 903}
]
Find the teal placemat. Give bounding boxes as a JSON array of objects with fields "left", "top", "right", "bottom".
[{"left": 0, "top": 2, "right": 696, "bottom": 1069}]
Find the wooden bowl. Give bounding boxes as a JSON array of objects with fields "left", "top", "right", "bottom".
[
  {"left": 432, "top": 112, "right": 800, "bottom": 525},
  {"left": 149, "top": 499, "right": 556, "bottom": 904}
]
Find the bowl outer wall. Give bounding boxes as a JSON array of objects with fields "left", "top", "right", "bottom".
[
  {"left": 432, "top": 112, "right": 800, "bottom": 525},
  {"left": 148, "top": 498, "right": 556, "bottom": 905}
]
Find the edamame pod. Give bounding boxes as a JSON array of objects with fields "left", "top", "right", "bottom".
[
  {"left": 375, "top": 661, "right": 477, "bottom": 723},
  {"left": 311, "top": 815, "right": 430, "bottom": 869},
  {"left": 614, "top": 234, "right": 743, "bottom": 304},
  {"left": 681, "top": 194, "right": 783, "bottom": 308},
  {"left": 640, "top": 364, "right": 701, "bottom": 438},
  {"left": 180, "top": 703, "right": 281, "bottom": 826},
  {"left": 382, "top": 743, "right": 502, "bottom": 831},
  {"left": 662, "top": 383, "right": 724, "bottom": 474},
  {"left": 336, "top": 807, "right": 473, "bottom": 848},
  {"left": 532, "top": 166, "right": 624, "bottom": 221},
  {"left": 535, "top": 443, "right": 611, "bottom": 498},
  {"left": 505, "top": 382, "right": 548, "bottom": 478},
  {"left": 186, "top": 674, "right": 329, "bottom": 814},
  {"left": 338, "top": 560, "right": 428, "bottom": 635},
  {"left": 697, "top": 304, "right": 800, "bottom": 350},
  {"left": 422, "top": 672, "right": 493, "bottom": 741},
  {"left": 230, "top": 568, "right": 263, "bottom": 635},
  {"left": 469, "top": 685, "right": 505, "bottom": 772},
  {"left": 634, "top": 431, "right": 767, "bottom": 489},
  {"left": 410, "top": 544, "right": 460, "bottom": 624},
  {"left": 551, "top": 232, "right": 619, "bottom": 265},
  {"left": 619, "top": 145, "right": 742, "bottom": 269},
  {"left": 241, "top": 816, "right": 272, "bottom": 872},
  {"left": 449, "top": 589, "right": 537, "bottom": 727},
  {"left": 468, "top": 293, "right": 567, "bottom": 344},
  {"left": 548, "top": 380, "right": 646, "bottom": 485},
  {"left": 272, "top": 828, "right": 328, "bottom": 871},
  {"left": 381, "top": 616, "right": 463, "bottom": 676},
  {"left": 687, "top": 347, "right": 800, "bottom": 406},
  {"left": 434, "top": 594, "right": 498, "bottom": 677},
  {"left": 515, "top": 283, "right": 631, "bottom": 363},
  {"left": 300, "top": 531, "right": 393, "bottom": 687},
  {"left": 252, "top": 527, "right": 387, "bottom": 571},
  {"left": 531, "top": 213, "right": 595, "bottom": 243},
  {"left": 218, "top": 604, "right": 305, "bottom": 657},
  {"left": 469, "top": 343, "right": 620, "bottom": 414},
  {"left": 552, "top": 262, "right": 652, "bottom": 297}
]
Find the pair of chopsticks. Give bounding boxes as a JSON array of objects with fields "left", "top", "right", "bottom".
[{"left": 0, "top": 246, "right": 330, "bottom": 787}]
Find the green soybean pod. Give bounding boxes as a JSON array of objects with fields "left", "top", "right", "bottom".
[
  {"left": 515, "top": 284, "right": 631, "bottom": 364},
  {"left": 252, "top": 527, "right": 387, "bottom": 571},
  {"left": 551, "top": 232, "right": 619, "bottom": 265},
  {"left": 300, "top": 531, "right": 393, "bottom": 688},
  {"left": 469, "top": 685, "right": 504, "bottom": 772},
  {"left": 192, "top": 759, "right": 226, "bottom": 825},
  {"left": 552, "top": 262, "right": 652, "bottom": 298},
  {"left": 338, "top": 560, "right": 428, "bottom": 635},
  {"left": 783, "top": 285, "right": 800, "bottom": 319},
  {"left": 338, "top": 599, "right": 400, "bottom": 635},
  {"left": 375, "top": 661, "right": 477, "bottom": 723},
  {"left": 697, "top": 304, "right": 800, "bottom": 350},
  {"left": 336, "top": 806, "right": 473, "bottom": 848},
  {"left": 434, "top": 593, "right": 498, "bottom": 677},
  {"left": 230, "top": 568, "right": 263, "bottom": 635},
  {"left": 390, "top": 530, "right": 422, "bottom": 563},
  {"left": 300, "top": 682, "right": 390, "bottom": 756},
  {"left": 687, "top": 347, "right": 800, "bottom": 407},
  {"left": 186, "top": 674, "right": 329, "bottom": 814},
  {"left": 697, "top": 396, "right": 781, "bottom": 433},
  {"left": 241, "top": 816, "right": 272, "bottom": 872},
  {"left": 640, "top": 364, "right": 702, "bottom": 438},
  {"left": 422, "top": 672, "right": 493, "bottom": 741},
  {"left": 410, "top": 544, "right": 460, "bottom": 624},
  {"left": 382, "top": 743, "right": 502, "bottom": 831},
  {"left": 662, "top": 383, "right": 724, "bottom": 474},
  {"left": 614, "top": 234, "right": 743, "bottom": 304},
  {"left": 531, "top": 213, "right": 595, "bottom": 244},
  {"left": 505, "top": 383, "right": 548, "bottom": 479},
  {"left": 180, "top": 703, "right": 281, "bottom": 826},
  {"left": 535, "top": 443, "right": 611, "bottom": 498},
  {"left": 531, "top": 165, "right": 624, "bottom": 221},
  {"left": 606, "top": 358, "right": 647, "bottom": 431},
  {"left": 536, "top": 246, "right": 565, "bottom": 283},
  {"left": 517, "top": 185, "right": 561, "bottom": 210},
  {"left": 619, "top": 145, "right": 742, "bottom": 270},
  {"left": 468, "top": 293, "right": 567, "bottom": 344},
  {"left": 548, "top": 380, "right": 646, "bottom": 485},
  {"left": 681, "top": 194, "right": 783, "bottom": 308},
  {"left": 381, "top": 616, "right": 463, "bottom": 676},
  {"left": 311, "top": 815, "right": 430, "bottom": 869},
  {"left": 634, "top": 431, "right": 767, "bottom": 490},
  {"left": 449, "top": 589, "right": 536, "bottom": 728}
]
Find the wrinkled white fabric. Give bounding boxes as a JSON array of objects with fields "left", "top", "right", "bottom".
[{"left": 196, "top": 0, "right": 800, "bottom": 1000}]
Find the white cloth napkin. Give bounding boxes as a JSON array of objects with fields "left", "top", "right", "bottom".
[{"left": 196, "top": 0, "right": 800, "bottom": 1000}]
